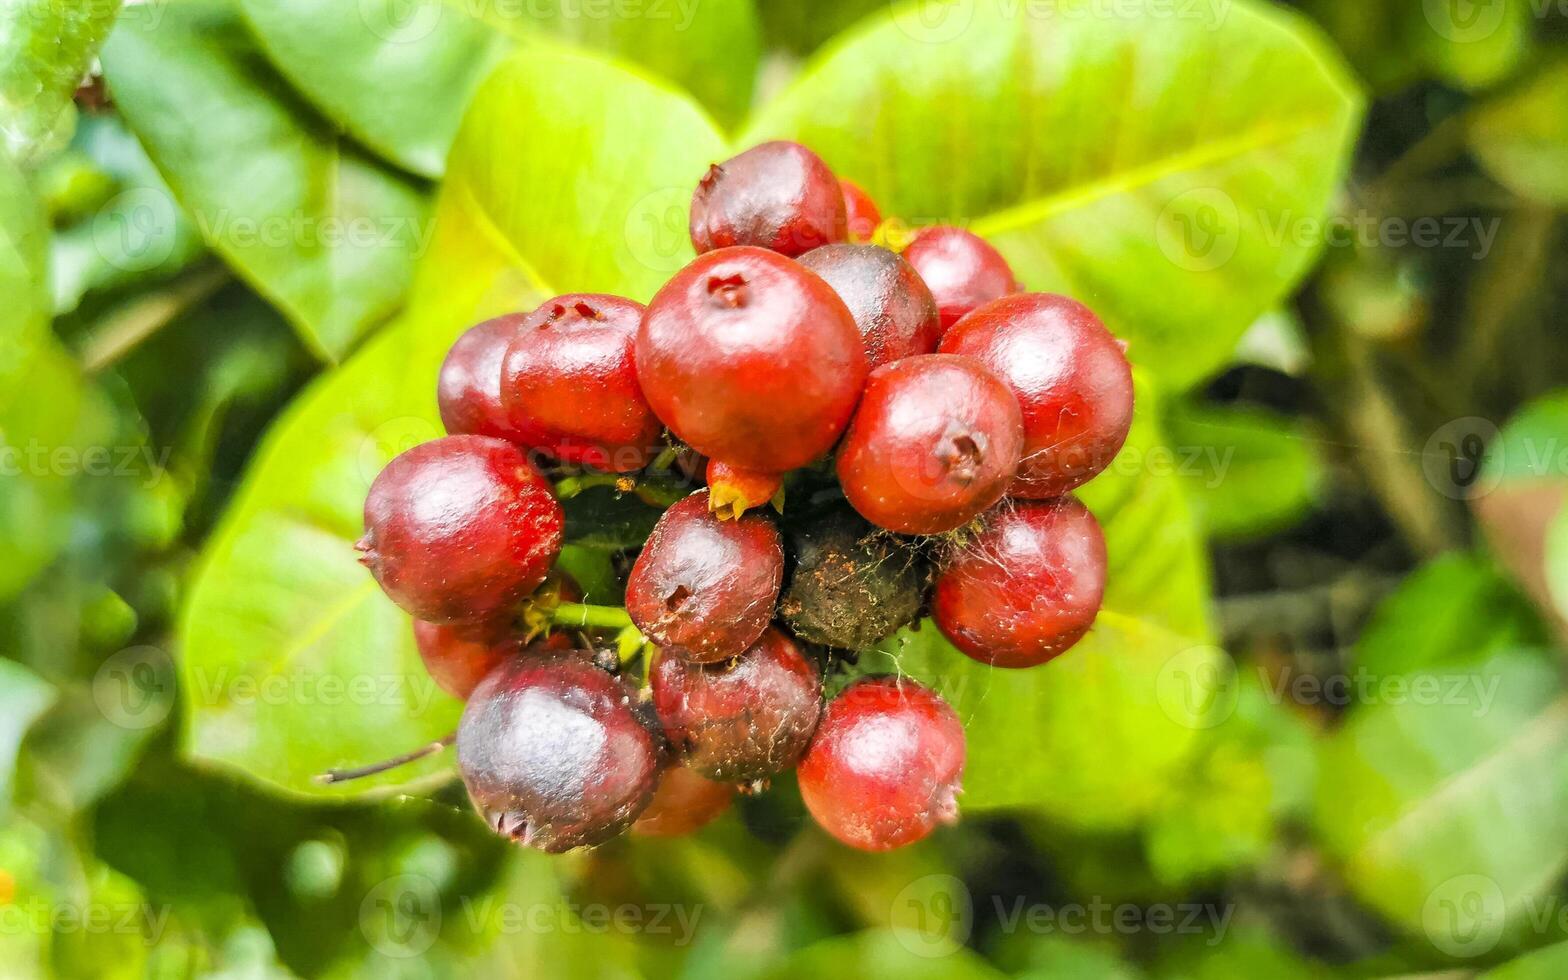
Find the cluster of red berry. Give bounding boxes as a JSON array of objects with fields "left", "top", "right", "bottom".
[{"left": 356, "top": 142, "right": 1134, "bottom": 853}]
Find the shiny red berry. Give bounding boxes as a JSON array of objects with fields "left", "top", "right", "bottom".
[
  {"left": 437, "top": 315, "right": 525, "bottom": 440},
  {"left": 458, "top": 652, "right": 663, "bottom": 852},
  {"left": 902, "top": 226, "right": 1019, "bottom": 332},
  {"left": 499, "top": 294, "right": 663, "bottom": 473},
  {"left": 836, "top": 354, "right": 1024, "bottom": 535},
  {"left": 839, "top": 178, "right": 882, "bottom": 242},
  {"left": 636, "top": 246, "right": 867, "bottom": 473},
  {"left": 625, "top": 490, "right": 784, "bottom": 663},
  {"left": 706, "top": 459, "right": 783, "bottom": 520},
  {"left": 413, "top": 620, "right": 518, "bottom": 699},
  {"left": 933, "top": 498, "right": 1106, "bottom": 668},
  {"left": 798, "top": 677, "right": 965, "bottom": 852},
  {"left": 799, "top": 244, "right": 940, "bottom": 369},
  {"left": 651, "top": 627, "right": 823, "bottom": 783},
  {"left": 690, "top": 141, "right": 847, "bottom": 257},
  {"left": 631, "top": 766, "right": 735, "bottom": 837},
  {"left": 940, "top": 293, "right": 1134, "bottom": 497},
  {"left": 359, "top": 436, "right": 564, "bottom": 625}
]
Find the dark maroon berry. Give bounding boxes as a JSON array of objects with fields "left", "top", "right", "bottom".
[
  {"left": 500, "top": 294, "right": 663, "bottom": 473},
  {"left": 798, "top": 243, "right": 941, "bottom": 369},
  {"left": 437, "top": 315, "right": 526, "bottom": 440},
  {"left": 636, "top": 246, "right": 867, "bottom": 473},
  {"left": 458, "top": 652, "right": 663, "bottom": 852},
  {"left": 650, "top": 627, "right": 823, "bottom": 783},
  {"left": 902, "top": 226, "right": 1019, "bottom": 331},
  {"left": 836, "top": 354, "right": 1024, "bottom": 535},
  {"left": 933, "top": 498, "right": 1106, "bottom": 668},
  {"left": 840, "top": 178, "right": 882, "bottom": 242},
  {"left": 413, "top": 620, "right": 518, "bottom": 699},
  {"left": 359, "top": 436, "right": 564, "bottom": 625},
  {"left": 631, "top": 766, "right": 735, "bottom": 837},
  {"left": 690, "top": 141, "right": 847, "bottom": 257},
  {"left": 625, "top": 491, "right": 784, "bottom": 663},
  {"left": 941, "top": 293, "right": 1134, "bottom": 497},
  {"left": 798, "top": 677, "right": 965, "bottom": 852}
]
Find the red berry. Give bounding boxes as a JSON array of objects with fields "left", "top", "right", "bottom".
[
  {"left": 690, "top": 141, "right": 847, "bottom": 257},
  {"left": 458, "top": 652, "right": 663, "bottom": 852},
  {"left": 499, "top": 294, "right": 663, "bottom": 473},
  {"left": 940, "top": 294, "right": 1134, "bottom": 497},
  {"left": 651, "top": 627, "right": 823, "bottom": 782},
  {"left": 706, "top": 459, "right": 783, "bottom": 520},
  {"left": 625, "top": 491, "right": 784, "bottom": 663},
  {"left": 413, "top": 620, "right": 518, "bottom": 699},
  {"left": 839, "top": 178, "right": 882, "bottom": 242},
  {"left": 437, "top": 315, "right": 525, "bottom": 440},
  {"left": 631, "top": 766, "right": 735, "bottom": 837},
  {"left": 798, "top": 677, "right": 965, "bottom": 852},
  {"left": 798, "top": 244, "right": 940, "bottom": 369},
  {"left": 932, "top": 498, "right": 1106, "bottom": 668},
  {"left": 902, "top": 226, "right": 1018, "bottom": 331},
  {"left": 836, "top": 354, "right": 1024, "bottom": 535},
  {"left": 636, "top": 246, "right": 867, "bottom": 473},
  {"left": 359, "top": 436, "right": 564, "bottom": 625}
]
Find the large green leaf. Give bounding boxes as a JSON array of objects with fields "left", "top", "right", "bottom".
[
  {"left": 239, "top": 0, "right": 759, "bottom": 178},
  {"left": 0, "top": 0, "right": 122, "bottom": 163},
  {"left": 1315, "top": 558, "right": 1568, "bottom": 957},
  {"left": 0, "top": 659, "right": 55, "bottom": 814},
  {"left": 1472, "top": 59, "right": 1568, "bottom": 206},
  {"left": 760, "top": 929, "right": 1005, "bottom": 980},
  {"left": 1165, "top": 400, "right": 1324, "bottom": 540},
  {"left": 100, "top": 0, "right": 429, "bottom": 361},
  {"left": 178, "top": 47, "right": 725, "bottom": 797},
  {"left": 743, "top": 0, "right": 1363, "bottom": 388}
]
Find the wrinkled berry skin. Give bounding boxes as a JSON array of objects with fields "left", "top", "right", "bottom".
[
  {"left": 631, "top": 766, "right": 735, "bottom": 837},
  {"left": 933, "top": 498, "right": 1106, "bottom": 668},
  {"left": 840, "top": 179, "right": 882, "bottom": 242},
  {"left": 651, "top": 627, "right": 823, "bottom": 782},
  {"left": 690, "top": 141, "right": 847, "bottom": 257},
  {"left": 798, "top": 677, "right": 965, "bottom": 852},
  {"left": 778, "top": 506, "right": 926, "bottom": 650},
  {"left": 836, "top": 355, "right": 1024, "bottom": 535},
  {"left": 902, "top": 226, "right": 1019, "bottom": 331},
  {"left": 360, "top": 436, "right": 564, "bottom": 625},
  {"left": 500, "top": 294, "right": 663, "bottom": 473},
  {"left": 941, "top": 294, "right": 1134, "bottom": 497},
  {"left": 437, "top": 315, "right": 526, "bottom": 440},
  {"left": 458, "top": 652, "right": 664, "bottom": 852},
  {"left": 636, "top": 247, "right": 867, "bottom": 473},
  {"left": 799, "top": 244, "right": 940, "bottom": 369},
  {"left": 625, "top": 491, "right": 784, "bottom": 663},
  {"left": 413, "top": 620, "right": 518, "bottom": 699}
]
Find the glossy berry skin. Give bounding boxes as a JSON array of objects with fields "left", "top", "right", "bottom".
[
  {"left": 458, "top": 652, "right": 663, "bottom": 852},
  {"left": 941, "top": 293, "right": 1134, "bottom": 497},
  {"left": 500, "top": 294, "right": 662, "bottom": 473},
  {"left": 631, "top": 766, "right": 734, "bottom": 837},
  {"left": 836, "top": 355, "right": 1024, "bottom": 535},
  {"left": 690, "top": 141, "right": 847, "bottom": 257},
  {"left": 360, "top": 436, "right": 564, "bottom": 625},
  {"left": 636, "top": 247, "right": 867, "bottom": 473},
  {"left": 651, "top": 627, "right": 823, "bottom": 782},
  {"left": 933, "top": 498, "right": 1106, "bottom": 668},
  {"left": 706, "top": 459, "right": 783, "bottom": 520},
  {"left": 902, "top": 226, "right": 1019, "bottom": 331},
  {"left": 840, "top": 179, "right": 882, "bottom": 242},
  {"left": 413, "top": 620, "right": 518, "bottom": 699},
  {"left": 798, "top": 677, "right": 965, "bottom": 852},
  {"left": 625, "top": 491, "right": 784, "bottom": 663},
  {"left": 799, "top": 244, "right": 940, "bottom": 369},
  {"left": 437, "top": 315, "right": 526, "bottom": 440}
]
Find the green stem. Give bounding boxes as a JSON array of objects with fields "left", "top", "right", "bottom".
[{"left": 552, "top": 602, "right": 634, "bottom": 631}]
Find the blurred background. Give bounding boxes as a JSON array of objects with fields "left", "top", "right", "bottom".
[{"left": 4, "top": 0, "right": 1568, "bottom": 976}]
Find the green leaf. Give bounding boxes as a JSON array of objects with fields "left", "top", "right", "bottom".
[
  {"left": 1473, "top": 59, "right": 1568, "bottom": 206},
  {"left": 0, "top": 659, "right": 55, "bottom": 814},
  {"left": 757, "top": 0, "right": 884, "bottom": 55},
  {"left": 177, "top": 47, "right": 725, "bottom": 797},
  {"left": 99, "top": 0, "right": 430, "bottom": 361},
  {"left": 760, "top": 929, "right": 1005, "bottom": 980},
  {"left": 1165, "top": 401, "right": 1324, "bottom": 540},
  {"left": 239, "top": 0, "right": 760, "bottom": 177},
  {"left": 0, "top": 0, "right": 123, "bottom": 163},
  {"left": 1486, "top": 941, "right": 1568, "bottom": 979},
  {"left": 743, "top": 0, "right": 1363, "bottom": 388}
]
